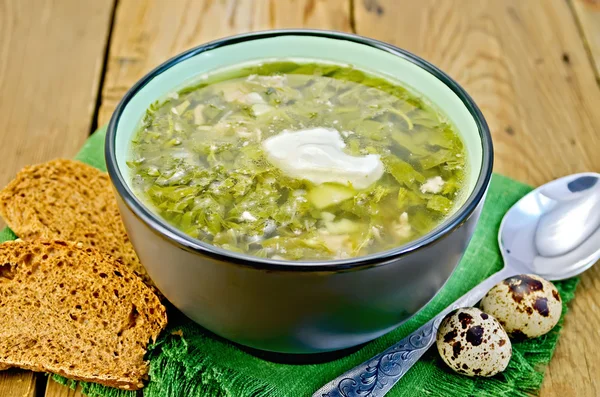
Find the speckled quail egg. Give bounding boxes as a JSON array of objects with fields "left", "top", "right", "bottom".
[
  {"left": 480, "top": 274, "right": 562, "bottom": 339},
  {"left": 436, "top": 307, "right": 512, "bottom": 377}
]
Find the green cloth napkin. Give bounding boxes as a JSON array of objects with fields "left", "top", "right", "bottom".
[{"left": 2, "top": 127, "right": 578, "bottom": 397}]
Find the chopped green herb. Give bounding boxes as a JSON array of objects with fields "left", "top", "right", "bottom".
[{"left": 129, "top": 61, "right": 466, "bottom": 260}]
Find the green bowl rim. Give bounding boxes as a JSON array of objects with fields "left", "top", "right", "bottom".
[{"left": 105, "top": 29, "right": 494, "bottom": 272}]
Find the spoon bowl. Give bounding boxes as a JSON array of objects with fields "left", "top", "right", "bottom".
[
  {"left": 315, "top": 172, "right": 600, "bottom": 397},
  {"left": 500, "top": 173, "right": 600, "bottom": 280}
]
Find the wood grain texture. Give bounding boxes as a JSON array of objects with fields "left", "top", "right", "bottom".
[
  {"left": 96, "top": 0, "right": 351, "bottom": 125},
  {"left": 0, "top": 370, "right": 36, "bottom": 397},
  {"left": 571, "top": 0, "right": 600, "bottom": 81},
  {"left": 0, "top": 1, "right": 115, "bottom": 396},
  {"left": 355, "top": 1, "right": 600, "bottom": 396},
  {"left": 44, "top": 380, "right": 84, "bottom": 397},
  {"left": 0, "top": 0, "right": 115, "bottom": 223},
  {"left": 2, "top": 1, "right": 599, "bottom": 396}
]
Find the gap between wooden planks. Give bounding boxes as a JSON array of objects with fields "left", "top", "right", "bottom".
[
  {"left": 0, "top": 0, "right": 599, "bottom": 396},
  {"left": 570, "top": 0, "right": 600, "bottom": 83}
]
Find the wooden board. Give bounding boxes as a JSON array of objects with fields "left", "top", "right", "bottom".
[
  {"left": 45, "top": 380, "right": 84, "bottom": 397},
  {"left": 0, "top": 0, "right": 115, "bottom": 395},
  {"left": 2, "top": 1, "right": 599, "bottom": 396},
  {"left": 571, "top": 0, "right": 600, "bottom": 81},
  {"left": 96, "top": 0, "right": 352, "bottom": 125},
  {"left": 354, "top": 1, "right": 600, "bottom": 396},
  {"left": 0, "top": 0, "right": 115, "bottom": 222},
  {"left": 0, "top": 370, "right": 36, "bottom": 397}
]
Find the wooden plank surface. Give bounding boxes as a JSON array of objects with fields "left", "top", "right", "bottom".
[
  {"left": 0, "top": 0, "right": 116, "bottom": 395},
  {"left": 571, "top": 0, "right": 600, "bottom": 81},
  {"left": 2, "top": 0, "right": 600, "bottom": 396},
  {"left": 355, "top": 1, "right": 600, "bottom": 396},
  {"left": 0, "top": 370, "right": 36, "bottom": 397},
  {"left": 0, "top": 0, "right": 115, "bottom": 218},
  {"left": 96, "top": 0, "right": 352, "bottom": 125},
  {"left": 44, "top": 381, "right": 83, "bottom": 397}
]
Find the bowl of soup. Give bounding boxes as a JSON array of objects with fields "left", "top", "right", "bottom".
[{"left": 106, "top": 30, "right": 493, "bottom": 354}]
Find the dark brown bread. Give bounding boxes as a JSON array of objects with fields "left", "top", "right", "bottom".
[
  {"left": 0, "top": 159, "right": 154, "bottom": 290},
  {"left": 0, "top": 240, "right": 167, "bottom": 390}
]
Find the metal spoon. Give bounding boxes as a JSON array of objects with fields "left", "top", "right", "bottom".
[{"left": 314, "top": 172, "right": 600, "bottom": 397}]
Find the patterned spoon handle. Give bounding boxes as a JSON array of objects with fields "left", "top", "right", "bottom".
[{"left": 313, "top": 267, "right": 515, "bottom": 397}]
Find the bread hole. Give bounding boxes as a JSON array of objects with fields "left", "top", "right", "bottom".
[
  {"left": 113, "top": 289, "right": 119, "bottom": 298},
  {"left": 113, "top": 351, "right": 119, "bottom": 357},
  {"left": 75, "top": 333, "right": 81, "bottom": 339},
  {"left": 113, "top": 271, "right": 123, "bottom": 278},
  {"left": 0, "top": 263, "right": 16, "bottom": 280},
  {"left": 90, "top": 241, "right": 96, "bottom": 247},
  {"left": 93, "top": 291, "right": 99, "bottom": 298},
  {"left": 99, "top": 273, "right": 108, "bottom": 278},
  {"left": 19, "top": 193, "right": 25, "bottom": 197},
  {"left": 102, "top": 320, "right": 108, "bottom": 328},
  {"left": 75, "top": 304, "right": 82, "bottom": 310},
  {"left": 68, "top": 364, "right": 76, "bottom": 369},
  {"left": 42, "top": 254, "right": 48, "bottom": 260},
  {"left": 70, "top": 314, "right": 78, "bottom": 321},
  {"left": 56, "top": 261, "right": 64, "bottom": 267},
  {"left": 70, "top": 290, "right": 77, "bottom": 295},
  {"left": 21, "top": 253, "right": 33, "bottom": 265},
  {"left": 149, "top": 308, "right": 155, "bottom": 315},
  {"left": 117, "top": 304, "right": 139, "bottom": 336}
]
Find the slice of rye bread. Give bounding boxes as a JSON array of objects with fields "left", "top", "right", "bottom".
[
  {"left": 0, "top": 158, "right": 155, "bottom": 290},
  {"left": 0, "top": 240, "right": 167, "bottom": 390}
]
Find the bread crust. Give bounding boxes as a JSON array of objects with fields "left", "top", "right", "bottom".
[{"left": 0, "top": 240, "right": 168, "bottom": 390}]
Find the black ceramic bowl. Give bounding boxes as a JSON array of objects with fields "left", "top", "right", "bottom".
[{"left": 106, "top": 30, "right": 493, "bottom": 354}]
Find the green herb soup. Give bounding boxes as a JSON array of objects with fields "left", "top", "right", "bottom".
[{"left": 129, "top": 60, "right": 466, "bottom": 260}]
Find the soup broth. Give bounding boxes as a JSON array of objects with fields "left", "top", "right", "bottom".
[{"left": 129, "top": 61, "right": 466, "bottom": 260}]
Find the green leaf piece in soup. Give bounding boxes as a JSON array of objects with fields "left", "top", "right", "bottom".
[{"left": 128, "top": 60, "right": 466, "bottom": 260}]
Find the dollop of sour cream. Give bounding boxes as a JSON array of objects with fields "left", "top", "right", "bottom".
[{"left": 262, "top": 128, "right": 384, "bottom": 189}]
